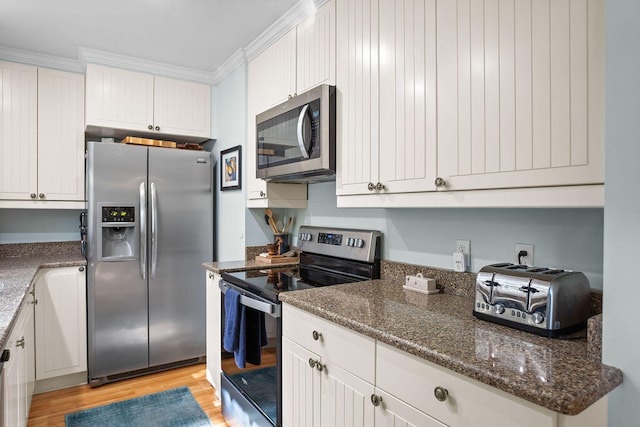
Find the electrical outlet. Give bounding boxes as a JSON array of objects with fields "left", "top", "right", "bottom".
[
  {"left": 455, "top": 240, "right": 470, "bottom": 271},
  {"left": 515, "top": 243, "right": 534, "bottom": 266}
]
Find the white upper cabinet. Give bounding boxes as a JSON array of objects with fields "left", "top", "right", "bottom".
[
  {"left": 85, "top": 64, "right": 211, "bottom": 140},
  {"left": 85, "top": 65, "right": 154, "bottom": 134},
  {"left": 0, "top": 62, "right": 38, "bottom": 201},
  {"left": 435, "top": 0, "right": 604, "bottom": 192},
  {"left": 0, "top": 62, "right": 85, "bottom": 207},
  {"left": 336, "top": 0, "right": 438, "bottom": 197},
  {"left": 336, "top": 0, "right": 605, "bottom": 207},
  {"left": 37, "top": 68, "right": 85, "bottom": 202},
  {"left": 296, "top": 0, "right": 336, "bottom": 95}
]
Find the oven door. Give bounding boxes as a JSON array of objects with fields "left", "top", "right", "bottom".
[{"left": 219, "top": 280, "right": 282, "bottom": 427}]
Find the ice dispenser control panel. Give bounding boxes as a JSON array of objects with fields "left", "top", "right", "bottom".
[{"left": 102, "top": 207, "right": 135, "bottom": 223}]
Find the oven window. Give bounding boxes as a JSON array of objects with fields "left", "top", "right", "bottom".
[{"left": 257, "top": 99, "right": 321, "bottom": 169}]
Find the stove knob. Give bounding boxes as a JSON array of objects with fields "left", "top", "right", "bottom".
[
  {"left": 356, "top": 239, "right": 365, "bottom": 248},
  {"left": 495, "top": 304, "right": 505, "bottom": 315},
  {"left": 532, "top": 312, "right": 545, "bottom": 324}
]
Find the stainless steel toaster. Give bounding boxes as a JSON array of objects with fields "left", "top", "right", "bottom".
[{"left": 472, "top": 263, "right": 592, "bottom": 337}]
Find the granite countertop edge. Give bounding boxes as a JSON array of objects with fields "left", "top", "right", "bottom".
[
  {"left": 278, "top": 281, "right": 623, "bottom": 416},
  {"left": 202, "top": 259, "right": 299, "bottom": 274},
  {"left": 0, "top": 248, "right": 86, "bottom": 352}
]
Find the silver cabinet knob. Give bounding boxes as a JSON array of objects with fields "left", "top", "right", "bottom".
[
  {"left": 367, "top": 182, "right": 376, "bottom": 191},
  {"left": 39, "top": 193, "right": 45, "bottom": 199},
  {"left": 375, "top": 182, "right": 385, "bottom": 191},
  {"left": 208, "top": 272, "right": 213, "bottom": 279},
  {"left": 30, "top": 193, "right": 37, "bottom": 199},
  {"left": 79, "top": 267, "right": 85, "bottom": 272},
  {"left": 308, "top": 358, "right": 316, "bottom": 368},
  {"left": 312, "top": 330, "right": 322, "bottom": 341},
  {"left": 148, "top": 125, "right": 153, "bottom": 130},
  {"left": 30, "top": 298, "right": 38, "bottom": 305},
  {"left": 435, "top": 177, "right": 447, "bottom": 188},
  {"left": 259, "top": 191, "right": 265, "bottom": 197},
  {"left": 434, "top": 386, "right": 449, "bottom": 402},
  {"left": 155, "top": 125, "right": 160, "bottom": 131},
  {"left": 315, "top": 361, "right": 325, "bottom": 372},
  {"left": 16, "top": 337, "right": 25, "bottom": 349},
  {"left": 371, "top": 394, "right": 383, "bottom": 407}
]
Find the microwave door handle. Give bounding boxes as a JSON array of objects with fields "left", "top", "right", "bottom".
[{"left": 296, "top": 104, "right": 311, "bottom": 159}]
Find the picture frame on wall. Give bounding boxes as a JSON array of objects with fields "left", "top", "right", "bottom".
[{"left": 220, "top": 145, "right": 242, "bottom": 191}]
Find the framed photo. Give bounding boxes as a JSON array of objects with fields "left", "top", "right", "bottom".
[{"left": 220, "top": 145, "right": 242, "bottom": 191}]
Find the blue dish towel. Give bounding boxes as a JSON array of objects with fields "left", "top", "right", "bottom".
[
  {"left": 223, "top": 288, "right": 268, "bottom": 369},
  {"left": 223, "top": 288, "right": 241, "bottom": 354}
]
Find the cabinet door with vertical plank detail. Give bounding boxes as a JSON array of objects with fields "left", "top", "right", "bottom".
[
  {"left": 436, "top": 0, "right": 604, "bottom": 191},
  {"left": 0, "top": 61, "right": 37, "bottom": 200},
  {"left": 282, "top": 337, "right": 321, "bottom": 427}
]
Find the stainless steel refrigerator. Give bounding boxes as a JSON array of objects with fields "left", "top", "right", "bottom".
[{"left": 86, "top": 141, "right": 214, "bottom": 386}]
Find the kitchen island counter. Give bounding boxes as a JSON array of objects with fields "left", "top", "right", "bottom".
[
  {"left": 279, "top": 278, "right": 622, "bottom": 416},
  {"left": 0, "top": 242, "right": 86, "bottom": 352}
]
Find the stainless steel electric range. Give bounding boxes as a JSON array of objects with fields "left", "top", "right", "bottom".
[{"left": 219, "top": 226, "right": 382, "bottom": 427}]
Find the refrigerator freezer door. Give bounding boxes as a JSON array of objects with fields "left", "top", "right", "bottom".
[
  {"left": 87, "top": 141, "right": 149, "bottom": 380},
  {"left": 147, "top": 147, "right": 212, "bottom": 366}
]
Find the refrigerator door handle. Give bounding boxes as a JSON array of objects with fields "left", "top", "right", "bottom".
[
  {"left": 150, "top": 182, "right": 158, "bottom": 278},
  {"left": 139, "top": 182, "right": 147, "bottom": 280}
]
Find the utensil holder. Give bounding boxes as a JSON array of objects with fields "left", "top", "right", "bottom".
[{"left": 274, "top": 233, "right": 289, "bottom": 255}]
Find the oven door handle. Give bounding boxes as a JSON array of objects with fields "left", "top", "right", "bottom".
[{"left": 219, "top": 280, "right": 280, "bottom": 317}]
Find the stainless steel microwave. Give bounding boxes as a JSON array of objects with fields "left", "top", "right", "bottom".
[{"left": 256, "top": 84, "right": 335, "bottom": 183}]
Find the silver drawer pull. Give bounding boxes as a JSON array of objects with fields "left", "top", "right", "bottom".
[
  {"left": 312, "top": 330, "right": 322, "bottom": 341},
  {"left": 434, "top": 386, "right": 449, "bottom": 402},
  {"left": 371, "top": 394, "right": 383, "bottom": 407}
]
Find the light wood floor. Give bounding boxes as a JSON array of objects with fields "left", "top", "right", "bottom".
[{"left": 27, "top": 364, "right": 229, "bottom": 427}]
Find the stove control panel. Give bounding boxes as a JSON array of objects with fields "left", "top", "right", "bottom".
[{"left": 297, "top": 226, "right": 381, "bottom": 263}]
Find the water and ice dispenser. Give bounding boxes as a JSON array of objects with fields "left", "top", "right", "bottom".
[{"left": 98, "top": 206, "right": 137, "bottom": 260}]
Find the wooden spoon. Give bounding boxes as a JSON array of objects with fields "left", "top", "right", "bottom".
[
  {"left": 265, "top": 208, "right": 278, "bottom": 233},
  {"left": 283, "top": 216, "right": 293, "bottom": 234}
]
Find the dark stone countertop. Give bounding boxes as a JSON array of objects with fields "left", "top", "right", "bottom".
[
  {"left": 0, "top": 242, "right": 86, "bottom": 352},
  {"left": 278, "top": 279, "right": 622, "bottom": 416},
  {"left": 202, "top": 258, "right": 299, "bottom": 274}
]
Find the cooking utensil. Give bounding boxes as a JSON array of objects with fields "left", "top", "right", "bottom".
[
  {"left": 265, "top": 208, "right": 279, "bottom": 233},
  {"left": 283, "top": 217, "right": 293, "bottom": 234}
]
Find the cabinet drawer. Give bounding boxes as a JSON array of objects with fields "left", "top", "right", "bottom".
[
  {"left": 376, "top": 342, "right": 554, "bottom": 427},
  {"left": 283, "top": 304, "right": 375, "bottom": 383}
]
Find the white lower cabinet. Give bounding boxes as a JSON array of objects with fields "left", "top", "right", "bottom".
[
  {"left": 3, "top": 284, "right": 35, "bottom": 427},
  {"left": 34, "top": 267, "right": 87, "bottom": 388},
  {"left": 205, "top": 271, "right": 222, "bottom": 396},
  {"left": 373, "top": 388, "right": 446, "bottom": 427},
  {"left": 282, "top": 304, "right": 376, "bottom": 427},
  {"left": 283, "top": 304, "right": 608, "bottom": 427}
]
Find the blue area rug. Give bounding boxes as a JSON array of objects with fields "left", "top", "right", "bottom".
[{"left": 65, "top": 386, "right": 212, "bottom": 427}]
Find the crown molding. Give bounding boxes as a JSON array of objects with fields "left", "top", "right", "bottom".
[
  {"left": 78, "top": 47, "right": 216, "bottom": 84},
  {"left": 212, "top": 48, "right": 247, "bottom": 84},
  {"left": 0, "top": 45, "right": 84, "bottom": 73},
  {"left": 212, "top": 0, "right": 328, "bottom": 83},
  {"left": 2, "top": 0, "right": 330, "bottom": 85}
]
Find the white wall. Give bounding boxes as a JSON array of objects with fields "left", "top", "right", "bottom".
[
  {"left": 212, "top": 64, "right": 248, "bottom": 262},
  {"left": 603, "top": 0, "right": 640, "bottom": 424},
  {"left": 288, "top": 182, "right": 604, "bottom": 288},
  {"left": 0, "top": 209, "right": 82, "bottom": 243}
]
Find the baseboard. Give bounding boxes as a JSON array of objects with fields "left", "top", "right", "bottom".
[{"left": 34, "top": 371, "right": 87, "bottom": 394}]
